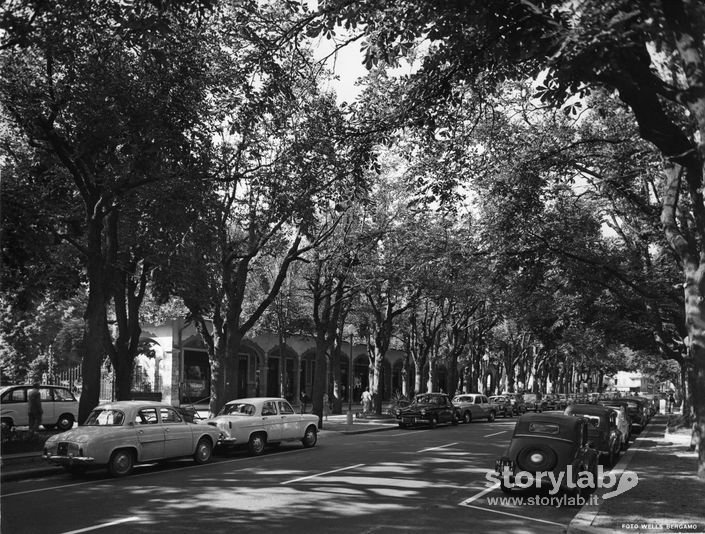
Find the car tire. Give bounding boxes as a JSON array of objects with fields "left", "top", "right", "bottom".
[
  {"left": 488, "top": 411, "right": 496, "bottom": 423},
  {"left": 193, "top": 438, "right": 212, "bottom": 464},
  {"left": 463, "top": 411, "right": 472, "bottom": 424},
  {"left": 248, "top": 433, "right": 267, "bottom": 456},
  {"left": 430, "top": 415, "right": 438, "bottom": 428},
  {"left": 56, "top": 414, "right": 74, "bottom": 432},
  {"left": 108, "top": 449, "right": 134, "bottom": 477},
  {"left": 302, "top": 425, "right": 318, "bottom": 448},
  {"left": 516, "top": 445, "right": 557, "bottom": 472},
  {"left": 451, "top": 413, "right": 459, "bottom": 426}
]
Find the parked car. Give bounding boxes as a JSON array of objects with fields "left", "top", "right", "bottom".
[
  {"left": 453, "top": 393, "right": 497, "bottom": 423},
  {"left": 489, "top": 395, "right": 512, "bottom": 417},
  {"left": 501, "top": 393, "right": 526, "bottom": 415},
  {"left": 600, "top": 399, "right": 645, "bottom": 433},
  {"left": 205, "top": 397, "right": 319, "bottom": 455},
  {"left": 495, "top": 413, "right": 599, "bottom": 495},
  {"left": 396, "top": 392, "right": 458, "bottom": 428},
  {"left": 522, "top": 393, "right": 545, "bottom": 412},
  {"left": 564, "top": 404, "right": 622, "bottom": 467},
  {"left": 599, "top": 403, "right": 631, "bottom": 449},
  {"left": 542, "top": 394, "right": 559, "bottom": 411},
  {"left": 556, "top": 394, "right": 568, "bottom": 410},
  {"left": 43, "top": 401, "right": 223, "bottom": 476},
  {"left": 1, "top": 384, "right": 78, "bottom": 431}
]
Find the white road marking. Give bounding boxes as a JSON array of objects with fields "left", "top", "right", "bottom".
[
  {"left": 393, "top": 430, "right": 430, "bottom": 437},
  {"left": 60, "top": 517, "right": 141, "bottom": 534},
  {"left": 280, "top": 463, "right": 365, "bottom": 485},
  {"left": 417, "top": 442, "right": 458, "bottom": 453},
  {"left": 483, "top": 431, "right": 508, "bottom": 438},
  {"left": 460, "top": 503, "right": 565, "bottom": 527},
  {"left": 460, "top": 481, "right": 500, "bottom": 504}
]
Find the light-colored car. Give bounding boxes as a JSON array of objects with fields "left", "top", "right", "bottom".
[
  {"left": 204, "top": 397, "right": 319, "bottom": 455},
  {"left": 1, "top": 384, "right": 78, "bottom": 431},
  {"left": 452, "top": 393, "right": 496, "bottom": 423},
  {"left": 43, "top": 401, "right": 223, "bottom": 476},
  {"left": 489, "top": 395, "right": 512, "bottom": 417}
]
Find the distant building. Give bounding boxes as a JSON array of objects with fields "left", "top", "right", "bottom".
[{"left": 613, "top": 371, "right": 647, "bottom": 393}]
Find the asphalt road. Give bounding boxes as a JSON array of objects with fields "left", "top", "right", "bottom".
[{"left": 1, "top": 420, "right": 590, "bottom": 534}]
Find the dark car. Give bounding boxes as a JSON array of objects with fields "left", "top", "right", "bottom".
[
  {"left": 395, "top": 392, "right": 458, "bottom": 428},
  {"left": 522, "top": 393, "right": 545, "bottom": 412},
  {"left": 489, "top": 395, "right": 513, "bottom": 418},
  {"left": 502, "top": 393, "right": 527, "bottom": 415},
  {"left": 542, "top": 394, "right": 559, "bottom": 411},
  {"left": 564, "top": 404, "right": 622, "bottom": 467},
  {"left": 495, "top": 413, "right": 599, "bottom": 495}
]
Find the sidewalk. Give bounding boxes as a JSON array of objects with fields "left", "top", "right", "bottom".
[{"left": 568, "top": 414, "right": 704, "bottom": 534}]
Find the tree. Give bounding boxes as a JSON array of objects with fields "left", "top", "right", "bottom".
[{"left": 1, "top": 1, "right": 215, "bottom": 420}]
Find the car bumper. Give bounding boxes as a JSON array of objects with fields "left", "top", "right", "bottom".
[
  {"left": 43, "top": 454, "right": 95, "bottom": 466},
  {"left": 399, "top": 416, "right": 432, "bottom": 425}
]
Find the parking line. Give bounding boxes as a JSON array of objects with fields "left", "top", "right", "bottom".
[
  {"left": 60, "top": 517, "right": 141, "bottom": 534},
  {"left": 417, "top": 442, "right": 458, "bottom": 453},
  {"left": 484, "top": 431, "right": 508, "bottom": 438},
  {"left": 280, "top": 463, "right": 365, "bottom": 485}
]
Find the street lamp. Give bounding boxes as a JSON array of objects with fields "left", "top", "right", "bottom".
[{"left": 347, "top": 333, "right": 353, "bottom": 425}]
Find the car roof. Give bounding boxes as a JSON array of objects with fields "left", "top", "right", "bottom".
[
  {"left": 565, "top": 404, "right": 613, "bottom": 417},
  {"left": 516, "top": 412, "right": 584, "bottom": 430},
  {"left": 96, "top": 401, "right": 174, "bottom": 410},
  {"left": 224, "top": 397, "right": 289, "bottom": 404}
]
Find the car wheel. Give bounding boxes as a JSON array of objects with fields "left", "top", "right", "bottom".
[
  {"left": 463, "top": 411, "right": 472, "bottom": 424},
  {"left": 108, "top": 449, "right": 134, "bottom": 477},
  {"left": 488, "top": 411, "right": 496, "bottom": 422},
  {"left": 56, "top": 414, "right": 74, "bottom": 432},
  {"left": 430, "top": 415, "right": 438, "bottom": 428},
  {"left": 451, "top": 413, "right": 459, "bottom": 426},
  {"left": 516, "top": 446, "right": 557, "bottom": 472},
  {"left": 248, "top": 433, "right": 267, "bottom": 456},
  {"left": 302, "top": 425, "right": 318, "bottom": 448},
  {"left": 193, "top": 438, "right": 212, "bottom": 464}
]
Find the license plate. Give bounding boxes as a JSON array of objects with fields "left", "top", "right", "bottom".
[{"left": 57, "top": 443, "right": 68, "bottom": 456}]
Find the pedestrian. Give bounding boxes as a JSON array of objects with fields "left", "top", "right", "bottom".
[
  {"left": 28, "top": 382, "right": 43, "bottom": 436},
  {"left": 323, "top": 393, "right": 330, "bottom": 421},
  {"left": 668, "top": 392, "right": 675, "bottom": 414},
  {"left": 301, "top": 391, "right": 308, "bottom": 414},
  {"left": 361, "top": 387, "right": 372, "bottom": 415}
]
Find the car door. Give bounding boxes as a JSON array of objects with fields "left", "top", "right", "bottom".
[
  {"left": 135, "top": 407, "right": 165, "bottom": 461},
  {"left": 38, "top": 387, "right": 55, "bottom": 426},
  {"left": 277, "top": 400, "right": 301, "bottom": 440},
  {"left": 473, "top": 395, "right": 486, "bottom": 418},
  {"left": 261, "top": 400, "right": 282, "bottom": 442},
  {"left": 160, "top": 407, "right": 194, "bottom": 458},
  {"left": 1, "top": 386, "right": 27, "bottom": 426}
]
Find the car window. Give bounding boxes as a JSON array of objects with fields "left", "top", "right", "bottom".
[
  {"left": 1, "top": 388, "right": 26, "bottom": 403},
  {"left": 39, "top": 388, "right": 53, "bottom": 401},
  {"left": 528, "top": 422, "right": 560, "bottom": 434},
  {"left": 53, "top": 388, "right": 76, "bottom": 401},
  {"left": 85, "top": 409, "right": 125, "bottom": 426},
  {"left": 138, "top": 408, "right": 159, "bottom": 424},
  {"left": 278, "top": 401, "right": 295, "bottom": 414},
  {"left": 474, "top": 397, "right": 481, "bottom": 404},
  {"left": 220, "top": 403, "right": 255, "bottom": 416},
  {"left": 160, "top": 408, "right": 183, "bottom": 424},
  {"left": 262, "top": 401, "right": 277, "bottom": 416}
]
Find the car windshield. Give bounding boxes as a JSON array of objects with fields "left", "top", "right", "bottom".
[
  {"left": 219, "top": 403, "right": 256, "bottom": 416},
  {"left": 415, "top": 395, "right": 440, "bottom": 404},
  {"left": 84, "top": 409, "right": 125, "bottom": 426},
  {"left": 575, "top": 414, "right": 601, "bottom": 427}
]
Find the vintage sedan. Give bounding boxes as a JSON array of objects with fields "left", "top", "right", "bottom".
[
  {"left": 489, "top": 395, "right": 512, "bottom": 418},
  {"left": 395, "top": 392, "right": 458, "bottom": 428},
  {"left": 565, "top": 404, "right": 622, "bottom": 467},
  {"left": 43, "top": 401, "right": 223, "bottom": 477},
  {"left": 495, "top": 413, "right": 599, "bottom": 495},
  {"left": 204, "top": 397, "right": 319, "bottom": 455},
  {"left": 453, "top": 393, "right": 497, "bottom": 423}
]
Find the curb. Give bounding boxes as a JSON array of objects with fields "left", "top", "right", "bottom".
[{"left": 567, "top": 419, "right": 663, "bottom": 534}]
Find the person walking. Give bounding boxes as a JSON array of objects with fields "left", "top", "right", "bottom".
[
  {"left": 28, "top": 382, "right": 43, "bottom": 436},
  {"left": 361, "top": 387, "right": 372, "bottom": 415}
]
